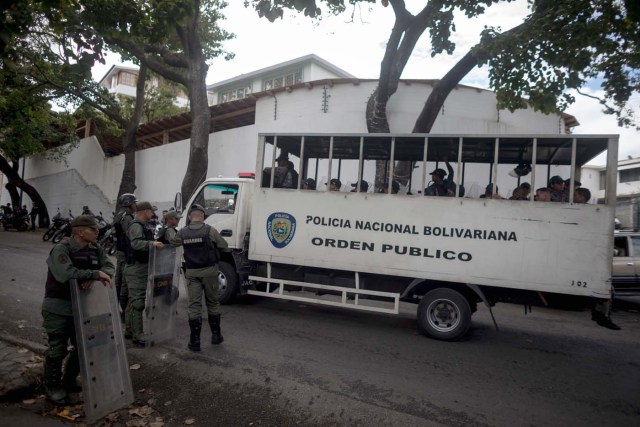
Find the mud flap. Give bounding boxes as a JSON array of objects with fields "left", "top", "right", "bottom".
[
  {"left": 69, "top": 279, "right": 134, "bottom": 424},
  {"left": 145, "top": 246, "right": 181, "bottom": 347}
]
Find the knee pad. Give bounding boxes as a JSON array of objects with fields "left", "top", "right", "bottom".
[{"left": 131, "top": 299, "right": 146, "bottom": 311}]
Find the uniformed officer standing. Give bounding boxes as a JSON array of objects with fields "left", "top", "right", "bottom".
[
  {"left": 156, "top": 210, "right": 181, "bottom": 244},
  {"left": 113, "top": 193, "right": 137, "bottom": 321},
  {"left": 170, "top": 204, "right": 229, "bottom": 351},
  {"left": 123, "top": 201, "right": 164, "bottom": 347},
  {"left": 42, "top": 215, "right": 114, "bottom": 406}
]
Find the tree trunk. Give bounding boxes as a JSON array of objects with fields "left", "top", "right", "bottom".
[
  {"left": 413, "top": 52, "right": 478, "bottom": 133},
  {"left": 0, "top": 155, "right": 50, "bottom": 227},
  {"left": 116, "top": 64, "right": 148, "bottom": 207},
  {"left": 179, "top": 17, "right": 210, "bottom": 208},
  {"left": 366, "top": 3, "right": 436, "bottom": 187}
]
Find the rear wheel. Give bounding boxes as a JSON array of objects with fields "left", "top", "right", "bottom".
[
  {"left": 217, "top": 261, "right": 238, "bottom": 304},
  {"left": 42, "top": 226, "right": 56, "bottom": 241},
  {"left": 417, "top": 288, "right": 472, "bottom": 341}
]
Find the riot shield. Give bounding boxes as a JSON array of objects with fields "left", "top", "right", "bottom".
[
  {"left": 69, "top": 279, "right": 134, "bottom": 424},
  {"left": 145, "top": 246, "right": 180, "bottom": 347}
]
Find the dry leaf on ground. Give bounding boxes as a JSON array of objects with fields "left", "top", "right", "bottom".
[
  {"left": 130, "top": 364, "right": 141, "bottom": 370},
  {"left": 184, "top": 418, "right": 195, "bottom": 425},
  {"left": 129, "top": 405, "right": 154, "bottom": 418},
  {"left": 22, "top": 399, "right": 36, "bottom": 404}
]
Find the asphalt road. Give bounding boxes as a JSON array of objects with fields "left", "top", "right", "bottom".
[{"left": 1, "top": 231, "right": 639, "bottom": 426}]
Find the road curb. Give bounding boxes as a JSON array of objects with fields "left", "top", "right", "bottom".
[
  {"left": 0, "top": 333, "right": 46, "bottom": 356},
  {"left": 0, "top": 334, "right": 44, "bottom": 403}
]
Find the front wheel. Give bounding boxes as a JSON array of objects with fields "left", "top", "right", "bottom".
[
  {"left": 417, "top": 288, "right": 472, "bottom": 341},
  {"left": 51, "top": 227, "right": 68, "bottom": 243},
  {"left": 107, "top": 239, "right": 117, "bottom": 256},
  {"left": 42, "top": 226, "right": 56, "bottom": 241},
  {"left": 217, "top": 261, "right": 239, "bottom": 304}
]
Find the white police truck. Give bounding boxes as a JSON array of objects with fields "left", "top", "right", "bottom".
[{"left": 177, "top": 133, "right": 618, "bottom": 340}]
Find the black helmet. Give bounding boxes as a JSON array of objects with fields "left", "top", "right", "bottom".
[{"left": 118, "top": 193, "right": 137, "bottom": 207}]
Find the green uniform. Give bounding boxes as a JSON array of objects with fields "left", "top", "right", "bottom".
[
  {"left": 123, "top": 220, "right": 154, "bottom": 341},
  {"left": 170, "top": 222, "right": 229, "bottom": 318},
  {"left": 42, "top": 237, "right": 114, "bottom": 403},
  {"left": 114, "top": 211, "right": 134, "bottom": 310}
]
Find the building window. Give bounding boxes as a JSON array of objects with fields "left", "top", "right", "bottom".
[
  {"left": 119, "top": 71, "right": 137, "bottom": 86},
  {"left": 218, "top": 84, "right": 252, "bottom": 104},
  {"left": 599, "top": 171, "right": 606, "bottom": 190},
  {"left": 263, "top": 69, "right": 303, "bottom": 91},
  {"left": 620, "top": 167, "right": 640, "bottom": 183}
]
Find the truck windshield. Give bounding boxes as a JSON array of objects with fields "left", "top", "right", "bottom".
[{"left": 192, "top": 184, "right": 238, "bottom": 215}]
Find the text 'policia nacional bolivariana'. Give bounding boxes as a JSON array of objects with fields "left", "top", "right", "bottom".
[{"left": 305, "top": 215, "right": 519, "bottom": 263}]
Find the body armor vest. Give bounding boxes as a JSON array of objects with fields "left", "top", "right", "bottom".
[
  {"left": 156, "top": 226, "right": 169, "bottom": 244},
  {"left": 125, "top": 220, "right": 154, "bottom": 264},
  {"left": 45, "top": 242, "right": 100, "bottom": 300},
  {"left": 114, "top": 211, "right": 132, "bottom": 252},
  {"left": 182, "top": 224, "right": 218, "bottom": 269}
]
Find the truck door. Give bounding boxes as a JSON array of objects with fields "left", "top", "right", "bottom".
[{"left": 189, "top": 183, "right": 241, "bottom": 249}]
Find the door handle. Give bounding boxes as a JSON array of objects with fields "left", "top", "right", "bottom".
[{"left": 220, "top": 229, "right": 233, "bottom": 237}]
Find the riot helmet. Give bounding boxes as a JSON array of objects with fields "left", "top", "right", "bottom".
[{"left": 118, "top": 193, "right": 137, "bottom": 207}]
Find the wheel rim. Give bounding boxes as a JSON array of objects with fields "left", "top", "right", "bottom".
[
  {"left": 426, "top": 298, "right": 461, "bottom": 333},
  {"left": 218, "top": 270, "right": 228, "bottom": 295}
]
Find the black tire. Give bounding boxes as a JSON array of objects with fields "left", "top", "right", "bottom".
[
  {"left": 217, "top": 261, "right": 239, "bottom": 304},
  {"left": 42, "top": 226, "right": 56, "bottom": 241},
  {"left": 51, "top": 227, "right": 67, "bottom": 243},
  {"left": 16, "top": 221, "right": 28, "bottom": 232},
  {"left": 417, "top": 288, "right": 472, "bottom": 341},
  {"left": 108, "top": 241, "right": 117, "bottom": 256}
]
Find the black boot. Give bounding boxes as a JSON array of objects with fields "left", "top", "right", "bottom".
[
  {"left": 188, "top": 318, "right": 202, "bottom": 351},
  {"left": 62, "top": 352, "right": 82, "bottom": 393},
  {"left": 592, "top": 310, "right": 622, "bottom": 330},
  {"left": 44, "top": 357, "right": 69, "bottom": 406},
  {"left": 209, "top": 314, "right": 224, "bottom": 345}
]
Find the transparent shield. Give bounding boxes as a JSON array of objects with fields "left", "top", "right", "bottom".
[
  {"left": 69, "top": 279, "right": 133, "bottom": 424},
  {"left": 145, "top": 246, "right": 180, "bottom": 347}
]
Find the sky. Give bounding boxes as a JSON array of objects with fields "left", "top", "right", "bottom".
[{"left": 92, "top": 0, "right": 639, "bottom": 165}]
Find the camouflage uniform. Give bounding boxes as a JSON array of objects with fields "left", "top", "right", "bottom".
[
  {"left": 123, "top": 219, "right": 155, "bottom": 344},
  {"left": 42, "top": 232, "right": 114, "bottom": 405},
  {"left": 113, "top": 210, "right": 134, "bottom": 317},
  {"left": 171, "top": 219, "right": 229, "bottom": 350}
]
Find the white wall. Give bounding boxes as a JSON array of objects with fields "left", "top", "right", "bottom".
[
  {"left": 0, "top": 136, "right": 123, "bottom": 216},
  {"left": 307, "top": 62, "right": 344, "bottom": 81}
]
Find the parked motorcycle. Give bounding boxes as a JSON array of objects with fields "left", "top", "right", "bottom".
[
  {"left": 42, "top": 209, "right": 65, "bottom": 241},
  {"left": 1, "top": 211, "right": 30, "bottom": 232},
  {"left": 51, "top": 210, "right": 74, "bottom": 243},
  {"left": 96, "top": 212, "right": 117, "bottom": 255}
]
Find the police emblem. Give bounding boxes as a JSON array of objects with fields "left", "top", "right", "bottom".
[{"left": 266, "top": 212, "right": 296, "bottom": 248}]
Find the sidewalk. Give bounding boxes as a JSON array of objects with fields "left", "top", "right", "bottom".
[
  {"left": 0, "top": 337, "right": 72, "bottom": 425},
  {"left": 0, "top": 337, "right": 43, "bottom": 402}
]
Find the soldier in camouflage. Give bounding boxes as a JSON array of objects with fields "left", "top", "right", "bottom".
[
  {"left": 123, "top": 201, "right": 164, "bottom": 347},
  {"left": 42, "top": 215, "right": 114, "bottom": 406},
  {"left": 170, "top": 204, "right": 229, "bottom": 351},
  {"left": 113, "top": 193, "right": 136, "bottom": 323}
]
